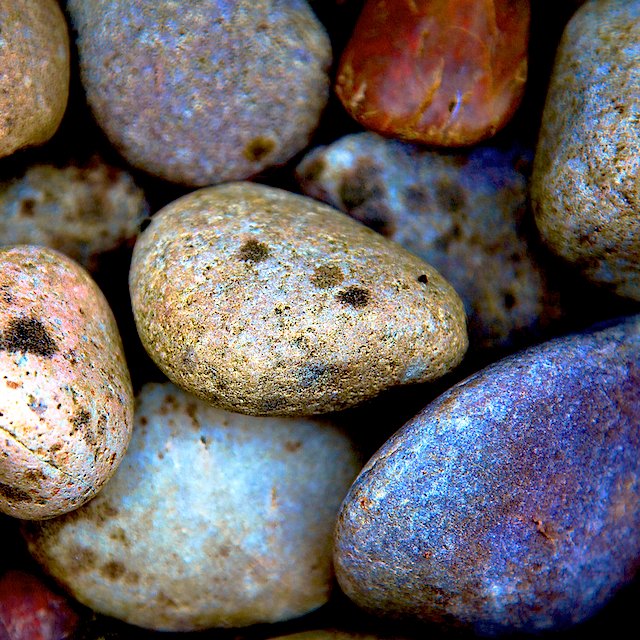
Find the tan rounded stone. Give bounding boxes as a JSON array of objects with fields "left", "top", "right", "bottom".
[
  {"left": 129, "top": 182, "right": 468, "bottom": 416},
  {"left": 0, "top": 246, "right": 133, "bottom": 519},
  {"left": 0, "top": 0, "right": 70, "bottom": 158},
  {"left": 531, "top": 0, "right": 640, "bottom": 300}
]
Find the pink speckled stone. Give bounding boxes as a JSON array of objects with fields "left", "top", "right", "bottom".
[{"left": 0, "top": 246, "right": 133, "bottom": 520}]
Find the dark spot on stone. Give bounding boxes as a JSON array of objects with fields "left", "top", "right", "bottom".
[
  {"left": 260, "top": 396, "right": 287, "bottom": 413},
  {"left": 140, "top": 416, "right": 148, "bottom": 426},
  {"left": 101, "top": 561, "right": 126, "bottom": 580},
  {"left": 403, "top": 184, "right": 432, "bottom": 210},
  {"left": 436, "top": 179, "right": 466, "bottom": 212},
  {"left": 0, "top": 317, "right": 58, "bottom": 357},
  {"left": 109, "top": 527, "right": 129, "bottom": 545},
  {"left": 19, "top": 199, "right": 36, "bottom": 217},
  {"left": 504, "top": 292, "right": 516, "bottom": 310},
  {"left": 243, "top": 136, "right": 275, "bottom": 162},
  {"left": 284, "top": 441, "right": 302, "bottom": 452},
  {"left": 218, "top": 545, "right": 231, "bottom": 558},
  {"left": 418, "top": 274, "right": 429, "bottom": 284},
  {"left": 50, "top": 443, "right": 63, "bottom": 453},
  {"left": 337, "top": 286, "right": 371, "bottom": 309},
  {"left": 200, "top": 435, "right": 209, "bottom": 447},
  {"left": 310, "top": 264, "right": 343, "bottom": 289},
  {"left": 24, "top": 469, "right": 46, "bottom": 483},
  {"left": 0, "top": 286, "right": 12, "bottom": 303},
  {"left": 337, "top": 161, "right": 384, "bottom": 212},
  {"left": 238, "top": 238, "right": 270, "bottom": 264},
  {"left": 0, "top": 482, "right": 33, "bottom": 503},
  {"left": 92, "top": 501, "right": 119, "bottom": 526},
  {"left": 186, "top": 403, "right": 200, "bottom": 428},
  {"left": 299, "top": 157, "right": 325, "bottom": 183},
  {"left": 66, "top": 545, "right": 97, "bottom": 573},
  {"left": 72, "top": 409, "right": 91, "bottom": 431}
]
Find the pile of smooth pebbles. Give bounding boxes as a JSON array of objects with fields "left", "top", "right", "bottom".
[{"left": 0, "top": 1, "right": 639, "bottom": 639}]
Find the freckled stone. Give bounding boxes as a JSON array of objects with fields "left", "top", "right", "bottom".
[
  {"left": 531, "top": 0, "right": 640, "bottom": 300},
  {"left": 0, "top": 246, "right": 133, "bottom": 519},
  {"left": 0, "top": 0, "right": 70, "bottom": 158},
  {"left": 129, "top": 182, "right": 468, "bottom": 416},
  {"left": 334, "top": 315, "right": 640, "bottom": 635},
  {"left": 22, "top": 382, "right": 361, "bottom": 631},
  {"left": 66, "top": 0, "right": 331, "bottom": 186},
  {"left": 0, "top": 160, "right": 149, "bottom": 272},
  {"left": 296, "top": 132, "right": 559, "bottom": 353},
  {"left": 335, "top": 0, "right": 530, "bottom": 146}
]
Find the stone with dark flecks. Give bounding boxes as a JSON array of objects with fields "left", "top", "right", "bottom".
[
  {"left": 334, "top": 315, "right": 640, "bottom": 635},
  {"left": 296, "top": 132, "right": 559, "bottom": 352},
  {"left": 129, "top": 182, "right": 468, "bottom": 416},
  {"left": 531, "top": 0, "right": 640, "bottom": 300},
  {"left": 0, "top": 246, "right": 133, "bottom": 519},
  {"left": 23, "top": 382, "right": 361, "bottom": 631},
  {"left": 0, "top": 0, "right": 69, "bottom": 159},
  {"left": 335, "top": 0, "right": 529, "bottom": 146},
  {"left": 0, "top": 160, "right": 149, "bottom": 271},
  {"left": 66, "top": 0, "right": 331, "bottom": 186}
]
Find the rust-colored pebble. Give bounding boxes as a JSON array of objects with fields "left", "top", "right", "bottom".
[{"left": 335, "top": 0, "right": 530, "bottom": 146}]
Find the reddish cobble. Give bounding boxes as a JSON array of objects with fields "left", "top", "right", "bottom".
[
  {"left": 336, "top": 0, "right": 530, "bottom": 146},
  {"left": 0, "top": 570, "right": 79, "bottom": 640}
]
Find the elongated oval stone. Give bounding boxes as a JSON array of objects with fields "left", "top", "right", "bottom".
[
  {"left": 335, "top": 0, "right": 530, "bottom": 146},
  {"left": 334, "top": 315, "right": 640, "bottom": 635},
  {"left": 0, "top": 0, "right": 70, "bottom": 158},
  {"left": 531, "top": 0, "right": 640, "bottom": 300},
  {"left": 129, "top": 182, "right": 467, "bottom": 416}
]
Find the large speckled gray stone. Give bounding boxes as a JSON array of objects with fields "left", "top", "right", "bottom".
[
  {"left": 334, "top": 315, "right": 640, "bottom": 635},
  {"left": 66, "top": 0, "right": 331, "bottom": 186},
  {"left": 0, "top": 0, "right": 69, "bottom": 158},
  {"left": 0, "top": 160, "right": 148, "bottom": 271},
  {"left": 531, "top": 0, "right": 640, "bottom": 300},
  {"left": 23, "top": 382, "right": 361, "bottom": 631},
  {"left": 297, "top": 132, "right": 559, "bottom": 352},
  {"left": 129, "top": 182, "right": 468, "bottom": 416}
]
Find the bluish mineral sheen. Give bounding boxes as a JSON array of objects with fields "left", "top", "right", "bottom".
[{"left": 334, "top": 315, "right": 640, "bottom": 636}]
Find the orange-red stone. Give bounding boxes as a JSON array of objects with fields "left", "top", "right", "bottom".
[{"left": 335, "top": 0, "right": 530, "bottom": 146}]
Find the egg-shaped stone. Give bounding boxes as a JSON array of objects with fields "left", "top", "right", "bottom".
[
  {"left": 0, "top": 246, "right": 133, "bottom": 519},
  {"left": 334, "top": 315, "right": 640, "bottom": 635},
  {"left": 129, "top": 182, "right": 468, "bottom": 416},
  {"left": 23, "top": 382, "right": 361, "bottom": 631},
  {"left": 531, "top": 0, "right": 640, "bottom": 300},
  {"left": 0, "top": 0, "right": 70, "bottom": 158},
  {"left": 66, "top": 0, "right": 331, "bottom": 186}
]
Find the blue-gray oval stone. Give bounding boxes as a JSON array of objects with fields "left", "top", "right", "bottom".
[{"left": 334, "top": 316, "right": 640, "bottom": 635}]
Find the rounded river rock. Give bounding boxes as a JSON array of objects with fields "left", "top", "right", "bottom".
[
  {"left": 66, "top": 0, "right": 331, "bottom": 186},
  {"left": 23, "top": 382, "right": 361, "bottom": 631},
  {"left": 0, "top": 246, "right": 133, "bottom": 519},
  {"left": 0, "top": 0, "right": 70, "bottom": 158},
  {"left": 129, "top": 182, "right": 468, "bottom": 416},
  {"left": 334, "top": 315, "right": 640, "bottom": 635},
  {"left": 531, "top": 0, "right": 640, "bottom": 300}
]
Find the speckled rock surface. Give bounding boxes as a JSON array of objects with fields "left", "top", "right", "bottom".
[
  {"left": 66, "top": 0, "right": 331, "bottom": 186},
  {"left": 531, "top": 0, "right": 640, "bottom": 300},
  {"left": 334, "top": 315, "right": 640, "bottom": 635},
  {"left": 0, "top": 160, "right": 149, "bottom": 271},
  {"left": 129, "top": 182, "right": 468, "bottom": 416},
  {"left": 0, "top": 246, "right": 133, "bottom": 520},
  {"left": 23, "top": 382, "right": 361, "bottom": 631},
  {"left": 0, "top": 0, "right": 69, "bottom": 158},
  {"left": 297, "top": 132, "right": 555, "bottom": 352}
]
